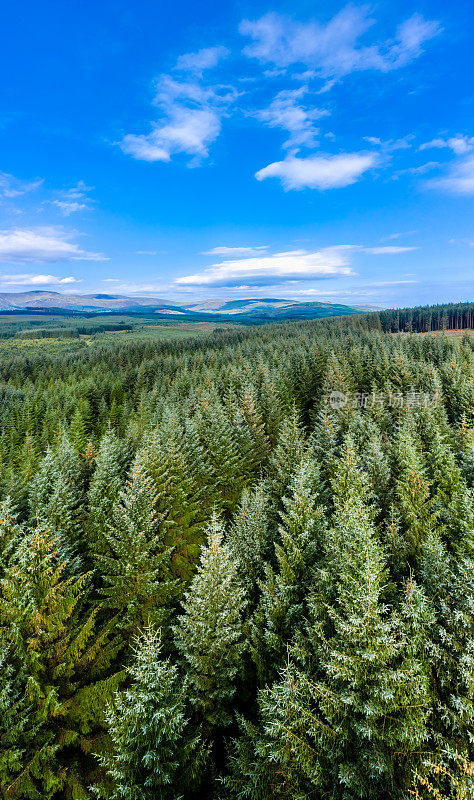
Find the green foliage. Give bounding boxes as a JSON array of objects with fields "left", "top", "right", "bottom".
[
  {"left": 2, "top": 308, "right": 474, "bottom": 798},
  {"left": 226, "top": 483, "right": 270, "bottom": 601},
  {"left": 87, "top": 428, "right": 130, "bottom": 557},
  {"left": 174, "top": 514, "right": 247, "bottom": 731},
  {"left": 0, "top": 527, "right": 122, "bottom": 799},
  {"left": 94, "top": 627, "right": 203, "bottom": 800},
  {"left": 251, "top": 456, "right": 325, "bottom": 685},
  {"left": 98, "top": 460, "right": 177, "bottom": 639}
]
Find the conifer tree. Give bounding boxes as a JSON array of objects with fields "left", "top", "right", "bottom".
[
  {"left": 251, "top": 456, "right": 325, "bottom": 684},
  {"left": 98, "top": 459, "right": 176, "bottom": 639},
  {"left": 0, "top": 526, "right": 122, "bottom": 799},
  {"left": 394, "top": 420, "right": 436, "bottom": 572},
  {"left": 86, "top": 427, "right": 128, "bottom": 557},
  {"left": 192, "top": 400, "right": 247, "bottom": 510},
  {"left": 94, "top": 626, "right": 203, "bottom": 800},
  {"left": 229, "top": 468, "right": 431, "bottom": 800},
  {"left": 0, "top": 496, "right": 22, "bottom": 575},
  {"left": 226, "top": 483, "right": 270, "bottom": 602},
  {"left": 419, "top": 532, "right": 474, "bottom": 754},
  {"left": 28, "top": 439, "right": 84, "bottom": 550},
  {"left": 0, "top": 643, "right": 32, "bottom": 797},
  {"left": 309, "top": 406, "right": 341, "bottom": 502},
  {"left": 174, "top": 514, "right": 247, "bottom": 731},
  {"left": 267, "top": 404, "right": 307, "bottom": 506},
  {"left": 136, "top": 417, "right": 212, "bottom": 578}
]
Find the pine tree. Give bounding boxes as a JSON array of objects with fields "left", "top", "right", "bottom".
[
  {"left": 229, "top": 475, "right": 432, "bottom": 800},
  {"left": 28, "top": 439, "right": 84, "bottom": 550},
  {"left": 267, "top": 404, "right": 307, "bottom": 506},
  {"left": 394, "top": 420, "right": 436, "bottom": 572},
  {"left": 136, "top": 419, "right": 212, "bottom": 579},
  {"left": 94, "top": 627, "right": 204, "bottom": 800},
  {"left": 226, "top": 483, "right": 270, "bottom": 602},
  {"left": 86, "top": 428, "right": 128, "bottom": 557},
  {"left": 0, "top": 642, "right": 33, "bottom": 797},
  {"left": 0, "top": 526, "right": 122, "bottom": 799},
  {"left": 192, "top": 400, "right": 247, "bottom": 510},
  {"left": 174, "top": 514, "right": 247, "bottom": 731},
  {"left": 251, "top": 456, "right": 325, "bottom": 685},
  {"left": 0, "top": 497, "right": 22, "bottom": 575},
  {"left": 98, "top": 459, "right": 177, "bottom": 639},
  {"left": 419, "top": 531, "right": 474, "bottom": 755}
]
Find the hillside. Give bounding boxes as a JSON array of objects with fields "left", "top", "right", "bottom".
[
  {"left": 0, "top": 291, "right": 365, "bottom": 321},
  {"left": 0, "top": 291, "right": 176, "bottom": 312}
]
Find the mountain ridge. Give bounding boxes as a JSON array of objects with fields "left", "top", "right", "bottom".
[{"left": 0, "top": 291, "right": 377, "bottom": 320}]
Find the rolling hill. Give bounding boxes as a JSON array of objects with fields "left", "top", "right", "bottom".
[{"left": 0, "top": 291, "right": 369, "bottom": 321}]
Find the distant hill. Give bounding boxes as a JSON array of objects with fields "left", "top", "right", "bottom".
[
  {"left": 183, "top": 297, "right": 368, "bottom": 319},
  {"left": 0, "top": 291, "right": 367, "bottom": 321},
  {"left": 0, "top": 291, "right": 179, "bottom": 312},
  {"left": 184, "top": 298, "right": 296, "bottom": 313}
]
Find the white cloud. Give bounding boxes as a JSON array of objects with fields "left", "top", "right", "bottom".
[
  {"left": 365, "top": 246, "right": 418, "bottom": 254},
  {"left": 392, "top": 161, "right": 440, "bottom": 179},
  {"left": 0, "top": 273, "right": 81, "bottom": 286},
  {"left": 449, "top": 238, "right": 474, "bottom": 247},
  {"left": 119, "top": 74, "right": 238, "bottom": 165},
  {"left": 366, "top": 280, "right": 418, "bottom": 286},
  {"left": 428, "top": 155, "right": 474, "bottom": 194},
  {"left": 255, "top": 152, "right": 377, "bottom": 190},
  {"left": 253, "top": 87, "right": 328, "bottom": 150},
  {"left": 240, "top": 7, "right": 440, "bottom": 80},
  {"left": 419, "top": 135, "right": 474, "bottom": 154},
  {"left": 381, "top": 230, "right": 418, "bottom": 241},
  {"left": 202, "top": 246, "right": 269, "bottom": 256},
  {"left": 176, "top": 46, "right": 229, "bottom": 74},
  {"left": 175, "top": 247, "right": 356, "bottom": 286},
  {"left": 0, "top": 227, "right": 106, "bottom": 263},
  {"left": 52, "top": 181, "right": 94, "bottom": 216},
  {"left": 363, "top": 135, "right": 413, "bottom": 152},
  {"left": 0, "top": 173, "right": 43, "bottom": 199}
]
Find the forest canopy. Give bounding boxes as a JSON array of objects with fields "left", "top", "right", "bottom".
[{"left": 1, "top": 306, "right": 474, "bottom": 798}]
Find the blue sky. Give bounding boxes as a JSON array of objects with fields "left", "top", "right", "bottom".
[{"left": 0, "top": 0, "right": 473, "bottom": 308}]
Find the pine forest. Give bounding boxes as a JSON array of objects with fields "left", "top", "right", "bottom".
[{"left": 1, "top": 308, "right": 474, "bottom": 799}]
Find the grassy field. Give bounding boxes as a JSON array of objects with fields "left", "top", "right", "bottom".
[
  {"left": 0, "top": 312, "right": 235, "bottom": 346},
  {"left": 0, "top": 314, "right": 68, "bottom": 322},
  {"left": 0, "top": 319, "right": 229, "bottom": 355}
]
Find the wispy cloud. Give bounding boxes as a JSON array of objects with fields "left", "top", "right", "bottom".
[
  {"left": 393, "top": 161, "right": 440, "bottom": 179},
  {"left": 202, "top": 246, "right": 268, "bottom": 256},
  {"left": 175, "top": 46, "right": 229, "bottom": 75},
  {"left": 365, "top": 279, "right": 419, "bottom": 286},
  {"left": 175, "top": 247, "right": 356, "bottom": 286},
  {"left": 119, "top": 64, "right": 238, "bottom": 165},
  {"left": 363, "top": 135, "right": 414, "bottom": 152},
  {"left": 419, "top": 135, "right": 474, "bottom": 154},
  {"left": 253, "top": 87, "right": 328, "bottom": 150},
  {"left": 0, "top": 273, "right": 81, "bottom": 286},
  {"left": 381, "top": 230, "right": 418, "bottom": 241},
  {"left": 428, "top": 155, "right": 474, "bottom": 194},
  {"left": 0, "top": 227, "right": 106, "bottom": 263},
  {"left": 364, "top": 246, "right": 418, "bottom": 254},
  {"left": 255, "top": 152, "right": 377, "bottom": 190},
  {"left": 0, "top": 172, "right": 43, "bottom": 199},
  {"left": 52, "top": 181, "right": 94, "bottom": 216},
  {"left": 240, "top": 7, "right": 440, "bottom": 81}
]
